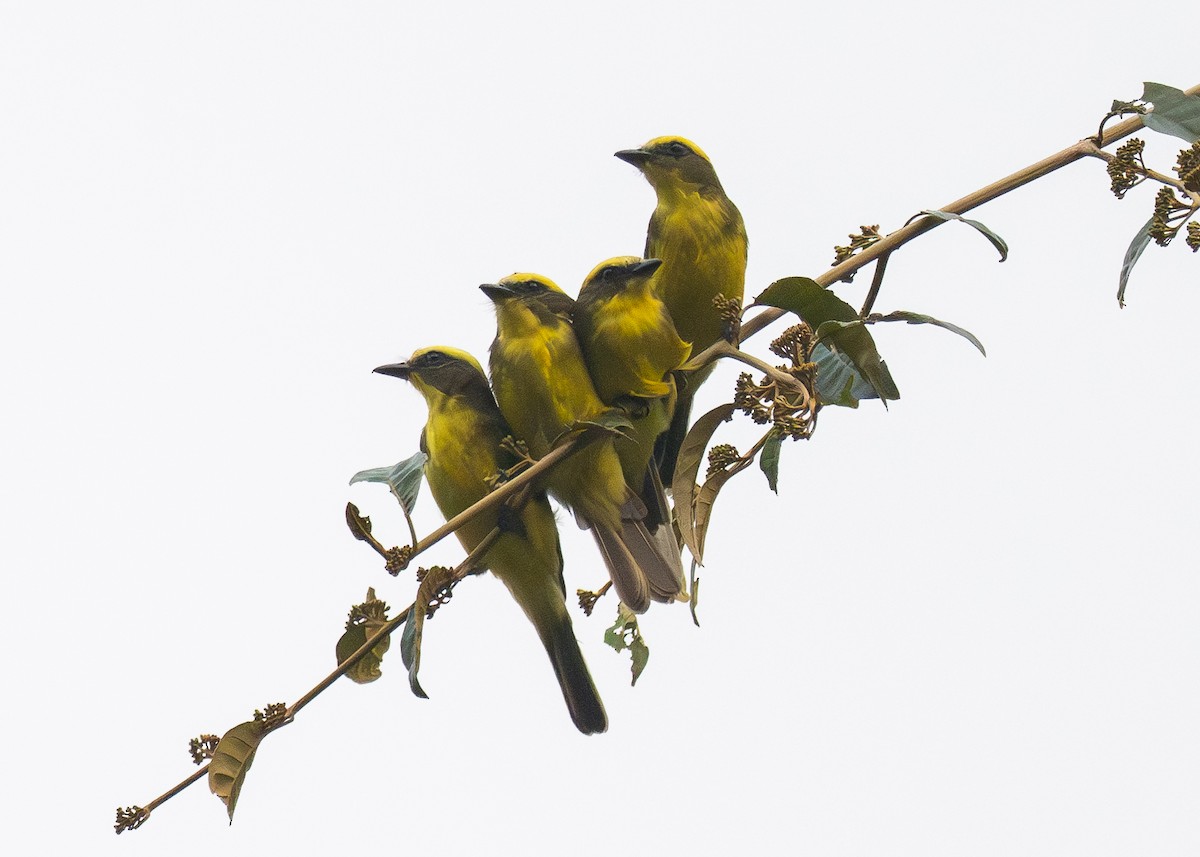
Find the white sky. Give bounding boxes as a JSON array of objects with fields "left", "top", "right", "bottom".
[{"left": 2, "top": 2, "right": 1197, "bottom": 854}]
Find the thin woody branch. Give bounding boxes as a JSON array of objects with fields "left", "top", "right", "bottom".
[
  {"left": 411, "top": 436, "right": 577, "bottom": 556},
  {"left": 1081, "top": 139, "right": 1200, "bottom": 203},
  {"left": 118, "top": 510, "right": 516, "bottom": 831},
  {"left": 683, "top": 339, "right": 812, "bottom": 406},
  {"left": 739, "top": 83, "right": 1200, "bottom": 343}
]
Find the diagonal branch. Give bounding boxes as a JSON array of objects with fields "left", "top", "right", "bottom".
[
  {"left": 407, "top": 436, "right": 576, "bottom": 558},
  {"left": 682, "top": 340, "right": 813, "bottom": 408},
  {"left": 1080, "top": 140, "right": 1200, "bottom": 205},
  {"left": 739, "top": 83, "right": 1200, "bottom": 343},
  {"left": 118, "top": 499, "right": 521, "bottom": 832},
  {"left": 121, "top": 81, "right": 1200, "bottom": 834}
]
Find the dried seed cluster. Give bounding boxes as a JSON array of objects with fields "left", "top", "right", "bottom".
[
  {"left": 384, "top": 545, "right": 414, "bottom": 576},
  {"left": 1107, "top": 138, "right": 1146, "bottom": 198},
  {"left": 577, "top": 588, "right": 603, "bottom": 616},
  {"left": 730, "top": 324, "right": 817, "bottom": 443},
  {"left": 254, "top": 702, "right": 288, "bottom": 728},
  {"left": 188, "top": 734, "right": 221, "bottom": 765},
  {"left": 114, "top": 806, "right": 148, "bottom": 834},
  {"left": 832, "top": 224, "right": 881, "bottom": 267},
  {"left": 713, "top": 293, "right": 743, "bottom": 343},
  {"left": 706, "top": 443, "right": 741, "bottom": 479},
  {"left": 1150, "top": 186, "right": 1193, "bottom": 247},
  {"left": 1177, "top": 141, "right": 1200, "bottom": 194}
]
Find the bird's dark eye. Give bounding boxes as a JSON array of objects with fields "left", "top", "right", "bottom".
[
  {"left": 422, "top": 351, "right": 444, "bottom": 366},
  {"left": 666, "top": 141, "right": 690, "bottom": 157},
  {"left": 599, "top": 266, "right": 618, "bottom": 282}
]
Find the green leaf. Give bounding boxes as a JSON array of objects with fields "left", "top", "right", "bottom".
[
  {"left": 1141, "top": 82, "right": 1200, "bottom": 143},
  {"left": 1117, "top": 216, "right": 1155, "bottom": 307},
  {"left": 671, "top": 403, "right": 736, "bottom": 564},
  {"left": 812, "top": 318, "right": 864, "bottom": 347},
  {"left": 603, "top": 603, "right": 650, "bottom": 686},
  {"left": 688, "top": 558, "right": 700, "bottom": 628},
  {"left": 350, "top": 451, "right": 427, "bottom": 514},
  {"left": 629, "top": 631, "right": 649, "bottom": 684},
  {"left": 754, "top": 277, "right": 900, "bottom": 403},
  {"left": 867, "top": 310, "right": 987, "bottom": 356},
  {"left": 811, "top": 344, "right": 864, "bottom": 407},
  {"left": 759, "top": 431, "right": 783, "bottom": 493},
  {"left": 756, "top": 276, "right": 856, "bottom": 328},
  {"left": 208, "top": 720, "right": 265, "bottom": 823},
  {"left": 399, "top": 607, "right": 428, "bottom": 699},
  {"left": 917, "top": 210, "right": 1009, "bottom": 261}
]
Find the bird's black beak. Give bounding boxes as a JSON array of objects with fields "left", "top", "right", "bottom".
[
  {"left": 480, "top": 283, "right": 514, "bottom": 301},
  {"left": 615, "top": 148, "right": 651, "bottom": 166},
  {"left": 373, "top": 362, "right": 412, "bottom": 380},
  {"left": 631, "top": 258, "right": 663, "bottom": 277}
]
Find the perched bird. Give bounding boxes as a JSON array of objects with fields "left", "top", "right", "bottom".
[
  {"left": 481, "top": 273, "right": 685, "bottom": 611},
  {"left": 573, "top": 256, "right": 691, "bottom": 543},
  {"left": 574, "top": 257, "right": 691, "bottom": 407},
  {"left": 374, "top": 346, "right": 606, "bottom": 735},
  {"left": 615, "top": 136, "right": 747, "bottom": 483}
]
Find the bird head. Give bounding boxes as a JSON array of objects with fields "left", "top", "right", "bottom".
[
  {"left": 579, "top": 256, "right": 664, "bottom": 303},
  {"left": 614, "top": 136, "right": 722, "bottom": 192},
  {"left": 374, "top": 346, "right": 490, "bottom": 402},
  {"left": 480, "top": 273, "right": 576, "bottom": 323}
]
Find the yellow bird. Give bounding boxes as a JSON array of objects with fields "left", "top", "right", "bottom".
[
  {"left": 374, "top": 346, "right": 606, "bottom": 735},
  {"left": 573, "top": 256, "right": 691, "bottom": 546},
  {"left": 481, "top": 273, "right": 685, "bottom": 611},
  {"left": 615, "top": 136, "right": 747, "bottom": 483}
]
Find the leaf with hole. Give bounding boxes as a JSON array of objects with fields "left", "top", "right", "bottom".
[
  {"left": 1141, "top": 82, "right": 1200, "bottom": 143},
  {"left": 603, "top": 603, "right": 650, "bottom": 686},
  {"left": 345, "top": 502, "right": 377, "bottom": 543},
  {"left": 335, "top": 592, "right": 393, "bottom": 685}
]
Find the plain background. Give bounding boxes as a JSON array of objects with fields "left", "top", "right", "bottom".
[{"left": 2, "top": 2, "right": 1197, "bottom": 853}]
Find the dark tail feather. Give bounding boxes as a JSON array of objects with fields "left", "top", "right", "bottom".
[
  {"left": 621, "top": 475, "right": 686, "bottom": 603},
  {"left": 592, "top": 526, "right": 651, "bottom": 613},
  {"left": 621, "top": 518, "right": 686, "bottom": 602},
  {"left": 644, "top": 466, "right": 687, "bottom": 594},
  {"left": 638, "top": 460, "right": 671, "bottom": 532},
  {"left": 654, "top": 389, "right": 691, "bottom": 487},
  {"left": 655, "top": 370, "right": 699, "bottom": 485},
  {"left": 537, "top": 615, "right": 607, "bottom": 735}
]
